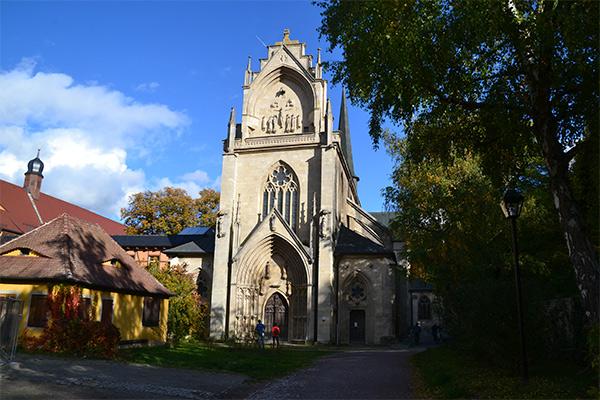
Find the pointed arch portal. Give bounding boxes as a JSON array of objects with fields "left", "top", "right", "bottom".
[
  {"left": 265, "top": 292, "right": 288, "bottom": 341},
  {"left": 232, "top": 234, "right": 309, "bottom": 341}
]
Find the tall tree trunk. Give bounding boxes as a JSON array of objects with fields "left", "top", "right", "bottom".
[
  {"left": 547, "top": 165, "right": 600, "bottom": 323},
  {"left": 530, "top": 58, "right": 600, "bottom": 323}
]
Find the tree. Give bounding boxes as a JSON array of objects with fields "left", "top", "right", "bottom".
[
  {"left": 383, "top": 135, "right": 582, "bottom": 367},
  {"left": 317, "top": 0, "right": 599, "bottom": 322},
  {"left": 145, "top": 261, "right": 208, "bottom": 347},
  {"left": 196, "top": 188, "right": 220, "bottom": 229},
  {"left": 120, "top": 187, "right": 220, "bottom": 235}
]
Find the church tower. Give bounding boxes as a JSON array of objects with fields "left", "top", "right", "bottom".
[
  {"left": 210, "top": 31, "right": 396, "bottom": 344},
  {"left": 23, "top": 149, "right": 44, "bottom": 201}
]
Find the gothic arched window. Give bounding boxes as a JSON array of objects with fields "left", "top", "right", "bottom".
[
  {"left": 418, "top": 295, "right": 432, "bottom": 320},
  {"left": 263, "top": 164, "right": 298, "bottom": 231}
]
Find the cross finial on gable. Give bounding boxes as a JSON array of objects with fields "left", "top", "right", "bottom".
[{"left": 283, "top": 29, "right": 292, "bottom": 44}]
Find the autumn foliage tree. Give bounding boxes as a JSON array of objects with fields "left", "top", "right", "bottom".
[{"left": 120, "top": 187, "right": 220, "bottom": 235}]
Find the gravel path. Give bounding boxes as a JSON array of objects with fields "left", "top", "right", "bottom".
[{"left": 0, "top": 346, "right": 424, "bottom": 399}]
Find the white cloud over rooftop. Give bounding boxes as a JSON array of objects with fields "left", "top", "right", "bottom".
[{"left": 0, "top": 59, "right": 217, "bottom": 221}]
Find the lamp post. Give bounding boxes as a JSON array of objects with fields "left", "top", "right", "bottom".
[{"left": 500, "top": 189, "right": 529, "bottom": 386}]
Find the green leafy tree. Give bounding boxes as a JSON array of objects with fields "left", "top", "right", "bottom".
[
  {"left": 121, "top": 187, "right": 220, "bottom": 235},
  {"left": 145, "top": 262, "right": 208, "bottom": 347},
  {"left": 317, "top": 0, "right": 599, "bottom": 322},
  {"left": 384, "top": 136, "right": 581, "bottom": 367}
]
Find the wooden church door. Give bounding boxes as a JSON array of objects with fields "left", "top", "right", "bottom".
[{"left": 265, "top": 292, "right": 288, "bottom": 341}]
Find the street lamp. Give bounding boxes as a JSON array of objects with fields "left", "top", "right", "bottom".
[{"left": 500, "top": 189, "right": 529, "bottom": 386}]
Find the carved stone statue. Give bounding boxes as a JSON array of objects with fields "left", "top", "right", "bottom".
[
  {"left": 217, "top": 212, "right": 227, "bottom": 238},
  {"left": 319, "top": 210, "right": 330, "bottom": 238}
]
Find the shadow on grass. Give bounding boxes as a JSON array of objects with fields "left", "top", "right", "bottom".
[{"left": 410, "top": 346, "right": 597, "bottom": 399}]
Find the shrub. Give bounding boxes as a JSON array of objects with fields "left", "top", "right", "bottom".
[{"left": 21, "top": 285, "right": 120, "bottom": 358}]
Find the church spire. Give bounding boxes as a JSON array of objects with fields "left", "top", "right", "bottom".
[
  {"left": 226, "top": 108, "right": 236, "bottom": 153},
  {"left": 338, "top": 88, "right": 357, "bottom": 181},
  {"left": 244, "top": 56, "right": 252, "bottom": 86},
  {"left": 315, "top": 48, "right": 322, "bottom": 80}
]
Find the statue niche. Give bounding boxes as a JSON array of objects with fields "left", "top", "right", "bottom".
[
  {"left": 261, "top": 87, "right": 302, "bottom": 135},
  {"left": 259, "top": 259, "right": 292, "bottom": 297}
]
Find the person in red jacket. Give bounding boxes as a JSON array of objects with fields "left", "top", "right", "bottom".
[{"left": 272, "top": 323, "right": 280, "bottom": 348}]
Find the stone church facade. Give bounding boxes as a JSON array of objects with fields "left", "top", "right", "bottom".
[{"left": 210, "top": 31, "right": 400, "bottom": 344}]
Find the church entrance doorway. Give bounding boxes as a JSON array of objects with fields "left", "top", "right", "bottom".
[
  {"left": 265, "top": 292, "right": 288, "bottom": 341},
  {"left": 349, "top": 310, "right": 365, "bottom": 344}
]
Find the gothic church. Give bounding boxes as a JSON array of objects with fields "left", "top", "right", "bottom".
[{"left": 210, "top": 31, "right": 400, "bottom": 344}]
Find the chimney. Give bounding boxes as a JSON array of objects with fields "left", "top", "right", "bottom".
[{"left": 24, "top": 149, "right": 44, "bottom": 201}]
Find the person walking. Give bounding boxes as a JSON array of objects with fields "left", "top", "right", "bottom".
[
  {"left": 255, "top": 319, "right": 266, "bottom": 348},
  {"left": 272, "top": 323, "right": 280, "bottom": 348},
  {"left": 431, "top": 323, "right": 440, "bottom": 344},
  {"left": 412, "top": 323, "right": 421, "bottom": 346}
]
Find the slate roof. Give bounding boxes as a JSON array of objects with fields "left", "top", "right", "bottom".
[
  {"left": 0, "top": 179, "right": 126, "bottom": 235},
  {"left": 180, "top": 227, "right": 212, "bottom": 235},
  {"left": 112, "top": 231, "right": 215, "bottom": 254},
  {"left": 0, "top": 214, "right": 173, "bottom": 297},
  {"left": 163, "top": 234, "right": 215, "bottom": 256},
  {"left": 334, "top": 225, "right": 394, "bottom": 256}
]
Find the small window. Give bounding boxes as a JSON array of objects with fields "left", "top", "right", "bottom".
[
  {"left": 349, "top": 280, "right": 366, "bottom": 302},
  {"left": 100, "top": 298, "right": 114, "bottom": 324},
  {"left": 102, "top": 259, "right": 123, "bottom": 268},
  {"left": 27, "top": 294, "right": 48, "bottom": 328},
  {"left": 78, "top": 297, "right": 91, "bottom": 321},
  {"left": 142, "top": 297, "right": 161, "bottom": 327},
  {"left": 418, "top": 295, "right": 432, "bottom": 320}
]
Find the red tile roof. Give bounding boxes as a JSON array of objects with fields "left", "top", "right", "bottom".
[
  {"left": 0, "top": 214, "right": 173, "bottom": 297},
  {"left": 0, "top": 180, "right": 125, "bottom": 235}
]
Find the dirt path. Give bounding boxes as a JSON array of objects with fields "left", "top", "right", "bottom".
[
  {"left": 1, "top": 346, "right": 424, "bottom": 399},
  {"left": 234, "top": 348, "right": 422, "bottom": 399}
]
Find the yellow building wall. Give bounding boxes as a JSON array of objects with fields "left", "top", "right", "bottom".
[{"left": 0, "top": 283, "right": 169, "bottom": 345}]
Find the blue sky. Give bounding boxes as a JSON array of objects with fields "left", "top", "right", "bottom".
[{"left": 0, "top": 0, "right": 395, "bottom": 222}]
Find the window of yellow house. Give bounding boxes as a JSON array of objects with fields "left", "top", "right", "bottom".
[
  {"left": 0, "top": 293, "right": 19, "bottom": 319},
  {"left": 78, "top": 297, "right": 91, "bottom": 321},
  {"left": 100, "top": 298, "right": 113, "bottom": 324},
  {"left": 142, "top": 297, "right": 161, "bottom": 327},
  {"left": 27, "top": 293, "right": 48, "bottom": 328}
]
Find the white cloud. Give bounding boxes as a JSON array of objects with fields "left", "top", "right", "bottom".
[
  {"left": 0, "top": 59, "right": 189, "bottom": 150},
  {"left": 0, "top": 58, "right": 192, "bottom": 220},
  {"left": 153, "top": 169, "right": 219, "bottom": 199},
  {"left": 179, "top": 169, "right": 210, "bottom": 185},
  {"left": 135, "top": 82, "right": 160, "bottom": 93}
]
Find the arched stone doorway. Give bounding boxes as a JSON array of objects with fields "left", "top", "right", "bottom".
[
  {"left": 232, "top": 233, "right": 309, "bottom": 342},
  {"left": 264, "top": 292, "right": 288, "bottom": 341}
]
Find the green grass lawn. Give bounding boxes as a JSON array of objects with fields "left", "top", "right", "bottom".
[
  {"left": 117, "top": 343, "right": 334, "bottom": 381},
  {"left": 411, "top": 346, "right": 598, "bottom": 399}
]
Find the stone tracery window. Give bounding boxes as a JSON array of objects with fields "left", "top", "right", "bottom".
[
  {"left": 263, "top": 164, "right": 298, "bottom": 231},
  {"left": 349, "top": 279, "right": 366, "bottom": 302}
]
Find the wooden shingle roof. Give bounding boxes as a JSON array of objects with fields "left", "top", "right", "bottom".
[{"left": 0, "top": 214, "right": 173, "bottom": 297}]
